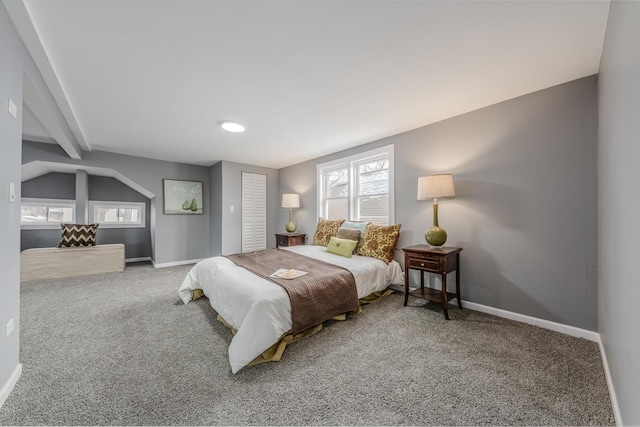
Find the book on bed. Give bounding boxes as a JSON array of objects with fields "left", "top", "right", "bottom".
[{"left": 270, "top": 269, "right": 308, "bottom": 279}]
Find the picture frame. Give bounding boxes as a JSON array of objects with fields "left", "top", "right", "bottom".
[{"left": 163, "top": 179, "right": 203, "bottom": 215}]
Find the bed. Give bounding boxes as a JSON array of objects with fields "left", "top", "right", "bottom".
[{"left": 179, "top": 244, "right": 404, "bottom": 373}]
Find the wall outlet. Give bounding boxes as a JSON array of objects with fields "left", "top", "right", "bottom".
[
  {"left": 230, "top": 205, "right": 235, "bottom": 212},
  {"left": 6, "top": 319, "right": 14, "bottom": 337}
]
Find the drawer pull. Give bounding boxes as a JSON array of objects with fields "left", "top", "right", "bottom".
[{"left": 420, "top": 263, "right": 424, "bottom": 267}]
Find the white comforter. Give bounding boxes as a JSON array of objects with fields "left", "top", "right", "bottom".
[{"left": 178, "top": 245, "right": 404, "bottom": 373}]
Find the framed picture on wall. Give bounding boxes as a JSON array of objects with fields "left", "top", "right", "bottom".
[{"left": 163, "top": 179, "right": 203, "bottom": 215}]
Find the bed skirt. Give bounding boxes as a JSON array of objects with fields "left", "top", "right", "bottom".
[{"left": 200, "top": 288, "right": 394, "bottom": 367}]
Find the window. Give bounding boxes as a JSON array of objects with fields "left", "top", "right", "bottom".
[
  {"left": 21, "top": 199, "right": 76, "bottom": 229},
  {"left": 89, "top": 201, "right": 145, "bottom": 228},
  {"left": 317, "top": 145, "right": 394, "bottom": 225}
]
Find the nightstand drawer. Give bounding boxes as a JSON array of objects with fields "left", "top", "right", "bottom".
[
  {"left": 276, "top": 235, "right": 290, "bottom": 247},
  {"left": 408, "top": 256, "right": 440, "bottom": 271},
  {"left": 275, "top": 233, "right": 306, "bottom": 248}
]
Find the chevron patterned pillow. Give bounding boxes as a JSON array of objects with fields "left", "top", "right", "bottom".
[{"left": 57, "top": 223, "right": 99, "bottom": 247}]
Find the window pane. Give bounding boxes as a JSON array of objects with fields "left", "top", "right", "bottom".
[
  {"left": 325, "top": 168, "right": 349, "bottom": 198},
  {"left": 97, "top": 207, "right": 140, "bottom": 223},
  {"left": 127, "top": 209, "right": 138, "bottom": 222},
  {"left": 98, "top": 208, "right": 118, "bottom": 222},
  {"left": 358, "top": 160, "right": 389, "bottom": 196},
  {"left": 55, "top": 207, "right": 74, "bottom": 223},
  {"left": 358, "top": 195, "right": 389, "bottom": 225},
  {"left": 326, "top": 198, "right": 348, "bottom": 220},
  {"left": 357, "top": 158, "right": 389, "bottom": 224},
  {"left": 21, "top": 206, "right": 47, "bottom": 222}
]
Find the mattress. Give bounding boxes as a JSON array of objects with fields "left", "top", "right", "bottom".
[{"left": 179, "top": 245, "right": 404, "bottom": 373}]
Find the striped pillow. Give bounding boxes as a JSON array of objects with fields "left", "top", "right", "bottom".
[{"left": 57, "top": 223, "right": 99, "bottom": 247}]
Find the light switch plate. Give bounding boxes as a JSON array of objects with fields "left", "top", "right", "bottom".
[
  {"left": 9, "top": 182, "right": 15, "bottom": 202},
  {"left": 230, "top": 205, "right": 235, "bottom": 212},
  {"left": 8, "top": 99, "right": 17, "bottom": 119}
]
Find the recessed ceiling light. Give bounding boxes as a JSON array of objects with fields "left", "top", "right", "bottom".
[{"left": 219, "top": 121, "right": 245, "bottom": 133}]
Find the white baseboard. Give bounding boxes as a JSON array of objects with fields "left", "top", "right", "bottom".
[
  {"left": 596, "top": 336, "right": 622, "bottom": 426},
  {"left": 152, "top": 258, "right": 203, "bottom": 269},
  {"left": 0, "top": 363, "right": 22, "bottom": 410},
  {"left": 125, "top": 257, "right": 151, "bottom": 263},
  {"left": 459, "top": 300, "right": 599, "bottom": 341},
  {"left": 397, "top": 287, "right": 599, "bottom": 341}
]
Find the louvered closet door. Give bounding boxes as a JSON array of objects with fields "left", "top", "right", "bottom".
[{"left": 241, "top": 172, "right": 267, "bottom": 253}]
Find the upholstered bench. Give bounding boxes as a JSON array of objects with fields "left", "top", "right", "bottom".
[{"left": 20, "top": 244, "right": 125, "bottom": 282}]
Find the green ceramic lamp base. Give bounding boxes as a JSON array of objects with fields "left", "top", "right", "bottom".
[
  {"left": 426, "top": 226, "right": 447, "bottom": 246},
  {"left": 426, "top": 202, "right": 447, "bottom": 246},
  {"left": 285, "top": 207, "right": 297, "bottom": 233}
]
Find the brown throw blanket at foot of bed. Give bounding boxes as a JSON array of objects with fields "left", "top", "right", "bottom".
[{"left": 225, "top": 248, "right": 359, "bottom": 334}]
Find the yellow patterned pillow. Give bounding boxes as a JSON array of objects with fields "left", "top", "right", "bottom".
[
  {"left": 356, "top": 223, "right": 401, "bottom": 264},
  {"left": 311, "top": 218, "right": 345, "bottom": 246}
]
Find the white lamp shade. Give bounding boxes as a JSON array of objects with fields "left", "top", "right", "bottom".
[
  {"left": 417, "top": 174, "right": 455, "bottom": 200},
  {"left": 281, "top": 193, "right": 300, "bottom": 208}
]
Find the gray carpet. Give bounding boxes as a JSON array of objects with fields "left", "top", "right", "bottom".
[{"left": 0, "top": 262, "right": 614, "bottom": 426}]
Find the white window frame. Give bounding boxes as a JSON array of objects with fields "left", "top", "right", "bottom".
[
  {"left": 89, "top": 201, "right": 146, "bottom": 229},
  {"left": 20, "top": 198, "right": 76, "bottom": 229},
  {"left": 317, "top": 144, "right": 394, "bottom": 225}
]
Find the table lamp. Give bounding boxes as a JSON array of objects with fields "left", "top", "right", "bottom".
[
  {"left": 417, "top": 174, "right": 455, "bottom": 246},
  {"left": 281, "top": 194, "right": 300, "bottom": 233}
]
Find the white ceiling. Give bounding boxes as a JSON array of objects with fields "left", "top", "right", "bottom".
[{"left": 12, "top": 0, "right": 610, "bottom": 169}]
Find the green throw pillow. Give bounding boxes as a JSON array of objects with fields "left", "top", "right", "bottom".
[{"left": 326, "top": 236, "right": 358, "bottom": 258}]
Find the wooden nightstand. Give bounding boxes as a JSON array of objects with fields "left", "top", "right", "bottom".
[
  {"left": 402, "top": 245, "right": 462, "bottom": 320},
  {"left": 275, "top": 233, "right": 306, "bottom": 248}
]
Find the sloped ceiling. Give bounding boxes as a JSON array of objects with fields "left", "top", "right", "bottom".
[{"left": 11, "top": 0, "right": 610, "bottom": 169}]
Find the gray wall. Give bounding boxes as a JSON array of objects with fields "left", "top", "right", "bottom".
[
  {"left": 89, "top": 175, "right": 152, "bottom": 259},
  {"left": 280, "top": 76, "right": 598, "bottom": 331},
  {"left": 0, "top": 2, "right": 82, "bottom": 404},
  {"left": 21, "top": 171, "right": 75, "bottom": 199},
  {"left": 598, "top": 1, "right": 640, "bottom": 424},
  {"left": 0, "top": 2, "right": 23, "bottom": 399},
  {"left": 219, "top": 161, "right": 279, "bottom": 255},
  {"left": 209, "top": 161, "right": 222, "bottom": 256},
  {"left": 22, "top": 141, "right": 210, "bottom": 265}
]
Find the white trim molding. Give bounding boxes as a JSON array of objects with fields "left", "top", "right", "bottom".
[
  {"left": 152, "top": 258, "right": 204, "bottom": 269},
  {"left": 89, "top": 200, "right": 146, "bottom": 229},
  {"left": 460, "top": 300, "right": 599, "bottom": 341},
  {"left": 388, "top": 287, "right": 600, "bottom": 341},
  {"left": 20, "top": 198, "right": 76, "bottom": 229},
  {"left": 596, "top": 337, "right": 622, "bottom": 426},
  {"left": 317, "top": 144, "right": 395, "bottom": 225},
  {"left": 0, "top": 363, "right": 22, "bottom": 410}
]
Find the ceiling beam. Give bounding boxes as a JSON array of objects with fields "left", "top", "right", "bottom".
[
  {"left": 22, "top": 75, "right": 83, "bottom": 160},
  {"left": 3, "top": 0, "right": 90, "bottom": 153}
]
